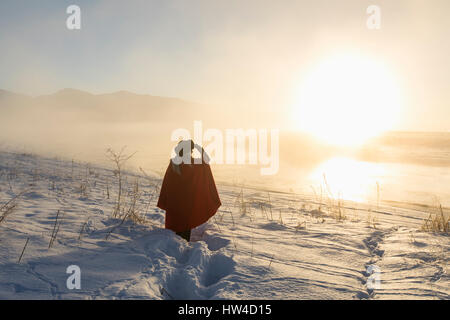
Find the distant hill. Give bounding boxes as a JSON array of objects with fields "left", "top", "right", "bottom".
[
  {"left": 0, "top": 89, "right": 31, "bottom": 101},
  {"left": 0, "top": 88, "right": 205, "bottom": 124}
]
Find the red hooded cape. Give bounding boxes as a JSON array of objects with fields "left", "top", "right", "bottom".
[{"left": 157, "top": 160, "right": 221, "bottom": 232}]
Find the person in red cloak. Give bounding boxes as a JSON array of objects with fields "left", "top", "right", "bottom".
[{"left": 157, "top": 140, "right": 221, "bottom": 242}]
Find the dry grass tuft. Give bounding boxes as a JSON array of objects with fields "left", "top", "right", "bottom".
[
  {"left": 0, "top": 190, "right": 27, "bottom": 224},
  {"left": 421, "top": 204, "right": 449, "bottom": 234},
  {"left": 106, "top": 147, "right": 137, "bottom": 218},
  {"left": 367, "top": 209, "right": 378, "bottom": 229},
  {"left": 49, "top": 210, "right": 64, "bottom": 249}
]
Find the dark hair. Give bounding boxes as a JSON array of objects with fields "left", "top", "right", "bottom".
[{"left": 177, "top": 140, "right": 194, "bottom": 157}]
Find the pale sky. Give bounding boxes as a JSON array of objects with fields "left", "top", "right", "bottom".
[{"left": 0, "top": 0, "right": 449, "bottom": 131}]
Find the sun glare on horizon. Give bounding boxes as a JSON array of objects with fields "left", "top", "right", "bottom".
[{"left": 294, "top": 52, "right": 403, "bottom": 146}]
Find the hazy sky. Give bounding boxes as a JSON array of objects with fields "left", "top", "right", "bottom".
[{"left": 0, "top": 0, "right": 449, "bottom": 131}]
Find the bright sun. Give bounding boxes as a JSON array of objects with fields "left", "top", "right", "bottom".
[{"left": 294, "top": 52, "right": 403, "bottom": 146}]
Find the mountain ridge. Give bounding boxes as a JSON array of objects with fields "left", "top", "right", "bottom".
[
  {"left": 0, "top": 88, "right": 191, "bottom": 104},
  {"left": 0, "top": 87, "right": 205, "bottom": 124}
]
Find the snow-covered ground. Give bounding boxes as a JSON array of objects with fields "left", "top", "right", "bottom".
[{"left": 0, "top": 150, "right": 448, "bottom": 299}]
